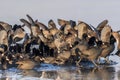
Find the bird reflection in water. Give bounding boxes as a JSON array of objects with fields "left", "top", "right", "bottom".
[
  {"left": 0, "top": 66, "right": 119, "bottom": 80},
  {"left": 1, "top": 66, "right": 115, "bottom": 80}
]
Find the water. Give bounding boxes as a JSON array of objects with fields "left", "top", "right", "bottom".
[{"left": 0, "top": 55, "right": 119, "bottom": 80}]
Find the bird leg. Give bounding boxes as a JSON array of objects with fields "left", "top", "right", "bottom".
[
  {"left": 105, "top": 57, "right": 111, "bottom": 64},
  {"left": 75, "top": 58, "right": 82, "bottom": 66},
  {"left": 91, "top": 60, "right": 98, "bottom": 67},
  {"left": 96, "top": 56, "right": 101, "bottom": 64}
]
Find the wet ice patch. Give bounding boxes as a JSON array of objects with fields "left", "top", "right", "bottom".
[
  {"left": 36, "top": 63, "right": 60, "bottom": 71},
  {"left": 79, "top": 61, "right": 95, "bottom": 69},
  {"left": 35, "top": 63, "right": 77, "bottom": 72},
  {"left": 109, "top": 55, "right": 120, "bottom": 63},
  {"left": 19, "top": 77, "right": 41, "bottom": 80},
  {"left": 109, "top": 55, "right": 120, "bottom": 72},
  {"left": 0, "top": 68, "right": 22, "bottom": 79}
]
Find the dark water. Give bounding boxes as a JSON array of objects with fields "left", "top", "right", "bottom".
[{"left": 0, "top": 55, "right": 120, "bottom": 80}]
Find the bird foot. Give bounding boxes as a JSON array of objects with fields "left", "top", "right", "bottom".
[{"left": 75, "top": 61, "right": 82, "bottom": 67}]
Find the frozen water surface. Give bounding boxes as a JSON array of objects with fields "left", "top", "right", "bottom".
[{"left": 0, "top": 56, "right": 119, "bottom": 80}]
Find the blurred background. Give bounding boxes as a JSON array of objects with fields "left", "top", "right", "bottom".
[{"left": 0, "top": 0, "right": 120, "bottom": 31}]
